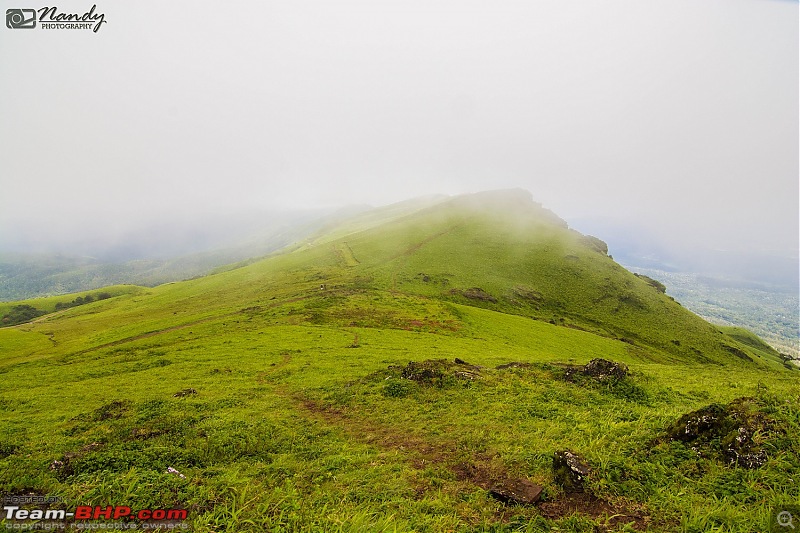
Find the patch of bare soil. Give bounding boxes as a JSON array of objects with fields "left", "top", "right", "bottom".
[
  {"left": 293, "top": 394, "right": 649, "bottom": 530},
  {"left": 539, "top": 492, "right": 648, "bottom": 531}
]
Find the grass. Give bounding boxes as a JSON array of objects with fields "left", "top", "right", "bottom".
[{"left": 0, "top": 190, "right": 797, "bottom": 532}]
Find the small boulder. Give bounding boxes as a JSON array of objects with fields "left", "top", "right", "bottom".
[
  {"left": 582, "top": 359, "right": 628, "bottom": 381},
  {"left": 553, "top": 450, "right": 591, "bottom": 492},
  {"left": 401, "top": 360, "right": 448, "bottom": 384},
  {"left": 666, "top": 397, "right": 774, "bottom": 469},
  {"left": 668, "top": 404, "right": 726, "bottom": 442},
  {"left": 397, "top": 359, "right": 481, "bottom": 385},
  {"left": 173, "top": 388, "right": 198, "bottom": 398},
  {"left": 489, "top": 478, "right": 543, "bottom": 505}
]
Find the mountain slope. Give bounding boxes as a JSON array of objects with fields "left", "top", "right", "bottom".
[
  {"left": 284, "top": 189, "right": 783, "bottom": 367},
  {"left": 0, "top": 190, "right": 796, "bottom": 533}
]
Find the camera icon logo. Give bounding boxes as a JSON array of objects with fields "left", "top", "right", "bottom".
[{"left": 6, "top": 8, "right": 37, "bottom": 29}]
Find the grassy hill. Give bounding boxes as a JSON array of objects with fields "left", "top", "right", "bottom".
[{"left": 0, "top": 190, "right": 797, "bottom": 532}]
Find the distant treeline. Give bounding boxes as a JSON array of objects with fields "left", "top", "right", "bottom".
[
  {"left": 1, "top": 305, "right": 46, "bottom": 326},
  {"left": 1, "top": 291, "right": 113, "bottom": 327},
  {"left": 54, "top": 291, "right": 112, "bottom": 310}
]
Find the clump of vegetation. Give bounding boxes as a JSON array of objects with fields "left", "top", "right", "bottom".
[
  {"left": 382, "top": 378, "right": 414, "bottom": 398},
  {"left": 93, "top": 400, "right": 131, "bottom": 421},
  {"left": 54, "top": 291, "right": 112, "bottom": 311},
  {"left": 1, "top": 304, "right": 46, "bottom": 326},
  {"left": 0, "top": 441, "right": 19, "bottom": 458}
]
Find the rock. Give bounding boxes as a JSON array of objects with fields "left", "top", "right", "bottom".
[
  {"left": 401, "top": 360, "right": 448, "bottom": 384},
  {"left": 48, "top": 458, "right": 74, "bottom": 479},
  {"left": 582, "top": 359, "right": 628, "bottom": 381},
  {"left": 397, "top": 359, "right": 481, "bottom": 385},
  {"left": 563, "top": 359, "right": 629, "bottom": 383},
  {"left": 668, "top": 404, "right": 726, "bottom": 442},
  {"left": 173, "top": 388, "right": 198, "bottom": 398},
  {"left": 489, "top": 478, "right": 543, "bottom": 504},
  {"left": 666, "top": 397, "right": 774, "bottom": 469},
  {"left": 553, "top": 450, "right": 591, "bottom": 492}
]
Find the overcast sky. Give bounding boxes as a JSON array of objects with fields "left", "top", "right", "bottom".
[{"left": 1, "top": 0, "right": 797, "bottom": 258}]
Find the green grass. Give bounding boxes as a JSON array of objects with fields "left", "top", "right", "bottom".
[
  {"left": 0, "top": 285, "right": 145, "bottom": 319},
  {"left": 0, "top": 191, "right": 797, "bottom": 532}
]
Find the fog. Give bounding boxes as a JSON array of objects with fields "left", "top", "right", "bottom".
[{"left": 1, "top": 0, "right": 797, "bottom": 280}]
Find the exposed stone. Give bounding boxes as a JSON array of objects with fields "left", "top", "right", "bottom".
[
  {"left": 489, "top": 478, "right": 543, "bottom": 504},
  {"left": 582, "top": 359, "right": 628, "bottom": 381},
  {"left": 173, "top": 388, "right": 198, "bottom": 398},
  {"left": 668, "top": 404, "right": 726, "bottom": 442},
  {"left": 666, "top": 397, "right": 775, "bottom": 469},
  {"left": 553, "top": 450, "right": 591, "bottom": 492},
  {"left": 400, "top": 360, "right": 448, "bottom": 383},
  {"left": 563, "top": 358, "right": 628, "bottom": 383},
  {"left": 396, "top": 359, "right": 481, "bottom": 385}
]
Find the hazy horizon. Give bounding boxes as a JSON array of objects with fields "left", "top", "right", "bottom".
[{"left": 1, "top": 1, "right": 797, "bottom": 273}]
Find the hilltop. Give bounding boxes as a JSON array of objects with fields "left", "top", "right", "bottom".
[{"left": 0, "top": 190, "right": 796, "bottom": 532}]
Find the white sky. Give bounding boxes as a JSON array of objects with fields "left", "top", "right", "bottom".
[{"left": 1, "top": 0, "right": 797, "bottom": 257}]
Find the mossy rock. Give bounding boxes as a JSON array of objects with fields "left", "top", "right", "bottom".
[{"left": 666, "top": 397, "right": 774, "bottom": 468}]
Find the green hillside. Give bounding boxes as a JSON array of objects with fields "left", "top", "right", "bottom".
[{"left": 0, "top": 190, "right": 797, "bottom": 532}]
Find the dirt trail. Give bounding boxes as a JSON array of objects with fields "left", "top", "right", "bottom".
[{"left": 290, "top": 394, "right": 648, "bottom": 530}]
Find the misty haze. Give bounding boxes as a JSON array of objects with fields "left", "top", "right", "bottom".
[{"left": 0, "top": 1, "right": 797, "bottom": 531}]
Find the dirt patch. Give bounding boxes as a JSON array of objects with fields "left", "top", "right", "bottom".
[
  {"left": 449, "top": 287, "right": 498, "bottom": 303},
  {"left": 539, "top": 492, "right": 647, "bottom": 531},
  {"left": 292, "top": 394, "right": 648, "bottom": 529},
  {"left": 508, "top": 286, "right": 544, "bottom": 306}
]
